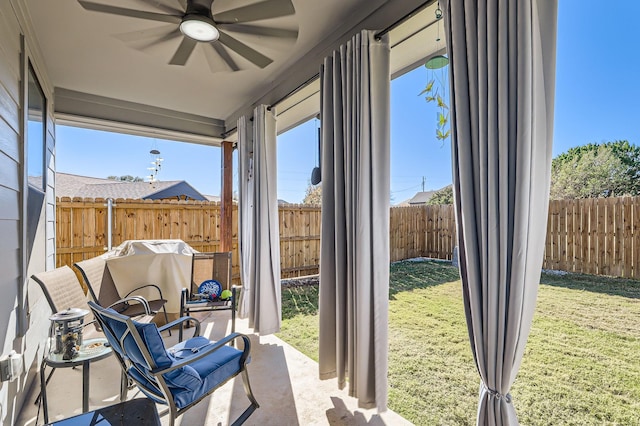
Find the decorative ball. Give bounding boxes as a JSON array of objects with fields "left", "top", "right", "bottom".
[{"left": 220, "top": 289, "right": 233, "bottom": 300}]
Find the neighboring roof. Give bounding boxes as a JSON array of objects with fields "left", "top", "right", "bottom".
[
  {"left": 408, "top": 190, "right": 439, "bottom": 205},
  {"left": 142, "top": 182, "right": 207, "bottom": 201},
  {"left": 404, "top": 185, "right": 453, "bottom": 206},
  {"left": 56, "top": 172, "right": 208, "bottom": 201},
  {"left": 203, "top": 194, "right": 220, "bottom": 202},
  {"left": 55, "top": 172, "right": 116, "bottom": 196}
]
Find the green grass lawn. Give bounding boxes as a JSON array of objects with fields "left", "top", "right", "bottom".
[{"left": 277, "top": 260, "right": 640, "bottom": 425}]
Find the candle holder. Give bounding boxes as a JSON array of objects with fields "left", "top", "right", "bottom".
[{"left": 49, "top": 308, "right": 89, "bottom": 360}]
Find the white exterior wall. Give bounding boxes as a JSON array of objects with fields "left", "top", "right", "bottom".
[{"left": 0, "top": 2, "right": 56, "bottom": 424}]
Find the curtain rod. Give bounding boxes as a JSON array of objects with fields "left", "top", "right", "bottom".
[
  {"left": 222, "top": 73, "right": 320, "bottom": 138},
  {"left": 266, "top": 0, "right": 437, "bottom": 112},
  {"left": 222, "top": 0, "right": 437, "bottom": 138},
  {"left": 267, "top": 73, "right": 320, "bottom": 112},
  {"left": 375, "top": 0, "right": 436, "bottom": 40}
]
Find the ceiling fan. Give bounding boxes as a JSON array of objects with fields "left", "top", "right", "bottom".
[{"left": 77, "top": 0, "right": 298, "bottom": 71}]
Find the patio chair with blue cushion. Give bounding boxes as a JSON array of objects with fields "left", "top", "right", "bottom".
[{"left": 87, "top": 301, "right": 259, "bottom": 426}]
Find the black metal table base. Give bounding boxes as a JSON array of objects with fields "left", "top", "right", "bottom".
[{"left": 44, "top": 398, "right": 161, "bottom": 425}]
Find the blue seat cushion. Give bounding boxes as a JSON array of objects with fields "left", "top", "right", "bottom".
[
  {"left": 95, "top": 305, "right": 247, "bottom": 409},
  {"left": 126, "top": 336, "right": 246, "bottom": 409},
  {"left": 165, "top": 337, "right": 245, "bottom": 409}
]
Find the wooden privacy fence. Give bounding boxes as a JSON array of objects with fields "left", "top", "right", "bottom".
[
  {"left": 56, "top": 196, "right": 640, "bottom": 281},
  {"left": 543, "top": 197, "right": 640, "bottom": 279},
  {"left": 55, "top": 198, "right": 452, "bottom": 279},
  {"left": 389, "top": 204, "right": 456, "bottom": 261},
  {"left": 391, "top": 196, "right": 640, "bottom": 280},
  {"left": 55, "top": 198, "right": 324, "bottom": 280}
]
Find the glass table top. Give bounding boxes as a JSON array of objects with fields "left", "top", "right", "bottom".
[{"left": 45, "top": 338, "right": 112, "bottom": 366}]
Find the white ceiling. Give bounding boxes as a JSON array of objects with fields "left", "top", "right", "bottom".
[{"left": 23, "top": 0, "right": 442, "bottom": 144}]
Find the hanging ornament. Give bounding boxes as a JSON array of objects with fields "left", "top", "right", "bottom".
[
  {"left": 310, "top": 116, "right": 321, "bottom": 185},
  {"left": 147, "top": 144, "right": 164, "bottom": 184},
  {"left": 420, "top": 1, "right": 450, "bottom": 141}
]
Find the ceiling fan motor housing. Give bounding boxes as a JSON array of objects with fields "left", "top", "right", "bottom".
[{"left": 186, "top": 0, "right": 215, "bottom": 18}]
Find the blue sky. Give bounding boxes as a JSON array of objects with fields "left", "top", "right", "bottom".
[{"left": 57, "top": 0, "right": 640, "bottom": 204}]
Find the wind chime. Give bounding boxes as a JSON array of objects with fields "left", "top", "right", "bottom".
[
  {"left": 147, "top": 147, "right": 163, "bottom": 184},
  {"left": 421, "top": 2, "right": 450, "bottom": 141}
]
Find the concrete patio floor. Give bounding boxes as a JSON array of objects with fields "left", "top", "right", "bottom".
[{"left": 16, "top": 311, "right": 411, "bottom": 425}]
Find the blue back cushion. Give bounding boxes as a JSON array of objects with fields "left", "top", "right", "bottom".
[
  {"left": 97, "top": 308, "right": 171, "bottom": 368},
  {"left": 95, "top": 307, "right": 202, "bottom": 396}
]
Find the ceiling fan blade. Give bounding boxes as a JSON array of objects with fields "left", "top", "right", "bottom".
[
  {"left": 213, "top": 0, "right": 295, "bottom": 24},
  {"left": 78, "top": 1, "right": 182, "bottom": 24},
  {"left": 206, "top": 43, "right": 240, "bottom": 72},
  {"left": 176, "top": 0, "right": 187, "bottom": 9},
  {"left": 169, "top": 37, "right": 198, "bottom": 65},
  {"left": 115, "top": 27, "right": 180, "bottom": 44},
  {"left": 217, "top": 24, "right": 298, "bottom": 39},
  {"left": 217, "top": 31, "right": 273, "bottom": 68},
  {"left": 130, "top": 0, "right": 184, "bottom": 15},
  {"left": 137, "top": 29, "right": 183, "bottom": 50}
]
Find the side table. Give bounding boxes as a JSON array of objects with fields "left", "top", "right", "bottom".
[{"left": 40, "top": 338, "right": 113, "bottom": 424}]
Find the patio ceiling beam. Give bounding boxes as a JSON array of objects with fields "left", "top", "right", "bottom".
[{"left": 54, "top": 88, "right": 225, "bottom": 146}]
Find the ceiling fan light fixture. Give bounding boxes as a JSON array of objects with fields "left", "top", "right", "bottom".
[{"left": 180, "top": 14, "right": 219, "bottom": 42}]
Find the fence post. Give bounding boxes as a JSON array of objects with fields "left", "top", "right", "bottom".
[{"left": 105, "top": 198, "right": 115, "bottom": 251}]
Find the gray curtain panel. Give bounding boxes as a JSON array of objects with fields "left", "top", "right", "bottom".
[
  {"left": 443, "top": 1, "right": 557, "bottom": 424},
  {"left": 237, "top": 106, "right": 282, "bottom": 335},
  {"left": 237, "top": 115, "right": 254, "bottom": 320},
  {"left": 318, "top": 30, "right": 391, "bottom": 411}
]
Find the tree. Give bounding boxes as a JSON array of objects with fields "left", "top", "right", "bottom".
[
  {"left": 550, "top": 141, "right": 640, "bottom": 199},
  {"left": 107, "top": 175, "right": 144, "bottom": 182},
  {"left": 303, "top": 183, "right": 322, "bottom": 205},
  {"left": 427, "top": 185, "right": 453, "bottom": 205}
]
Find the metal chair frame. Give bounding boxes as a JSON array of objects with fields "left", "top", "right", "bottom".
[
  {"left": 179, "top": 251, "right": 237, "bottom": 341},
  {"left": 74, "top": 257, "right": 170, "bottom": 332},
  {"left": 88, "top": 301, "right": 259, "bottom": 426}
]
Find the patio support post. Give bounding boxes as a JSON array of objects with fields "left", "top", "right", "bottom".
[{"left": 220, "top": 140, "right": 233, "bottom": 253}]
